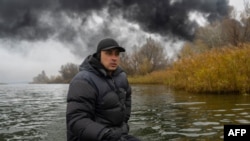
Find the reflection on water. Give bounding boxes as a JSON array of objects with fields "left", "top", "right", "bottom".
[{"left": 0, "top": 84, "right": 250, "bottom": 141}]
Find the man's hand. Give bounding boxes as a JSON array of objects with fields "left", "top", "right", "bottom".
[{"left": 102, "top": 128, "right": 122, "bottom": 141}]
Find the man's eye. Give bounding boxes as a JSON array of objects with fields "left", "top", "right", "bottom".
[
  {"left": 104, "top": 50, "right": 120, "bottom": 56},
  {"left": 115, "top": 51, "right": 120, "bottom": 56},
  {"left": 106, "top": 51, "right": 112, "bottom": 55}
]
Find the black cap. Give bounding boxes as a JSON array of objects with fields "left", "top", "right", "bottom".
[{"left": 96, "top": 38, "right": 125, "bottom": 53}]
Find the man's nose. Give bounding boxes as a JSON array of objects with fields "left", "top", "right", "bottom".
[{"left": 111, "top": 55, "right": 118, "bottom": 59}]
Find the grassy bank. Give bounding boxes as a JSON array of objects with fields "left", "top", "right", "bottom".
[
  {"left": 128, "top": 70, "right": 169, "bottom": 85},
  {"left": 128, "top": 45, "right": 250, "bottom": 94}
]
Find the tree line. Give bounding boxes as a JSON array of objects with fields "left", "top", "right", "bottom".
[
  {"left": 32, "top": 38, "right": 168, "bottom": 83},
  {"left": 32, "top": 63, "right": 78, "bottom": 83},
  {"left": 179, "top": 2, "right": 250, "bottom": 58}
]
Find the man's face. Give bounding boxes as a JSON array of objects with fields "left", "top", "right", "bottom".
[{"left": 100, "top": 48, "right": 120, "bottom": 72}]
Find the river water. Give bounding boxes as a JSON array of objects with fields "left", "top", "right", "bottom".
[{"left": 0, "top": 84, "right": 250, "bottom": 141}]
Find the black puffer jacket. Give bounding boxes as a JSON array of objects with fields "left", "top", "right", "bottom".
[{"left": 66, "top": 54, "right": 131, "bottom": 141}]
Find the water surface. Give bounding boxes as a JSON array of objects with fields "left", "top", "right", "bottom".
[
  {"left": 130, "top": 85, "right": 250, "bottom": 141},
  {"left": 0, "top": 84, "right": 250, "bottom": 141}
]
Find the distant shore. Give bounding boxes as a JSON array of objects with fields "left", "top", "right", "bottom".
[{"left": 0, "top": 81, "right": 30, "bottom": 85}]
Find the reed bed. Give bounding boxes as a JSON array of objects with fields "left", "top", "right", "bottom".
[{"left": 129, "top": 45, "right": 250, "bottom": 94}]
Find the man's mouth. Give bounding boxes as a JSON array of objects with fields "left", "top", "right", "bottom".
[{"left": 110, "top": 63, "right": 117, "bottom": 67}]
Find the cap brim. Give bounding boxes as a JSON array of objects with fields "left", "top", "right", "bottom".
[{"left": 101, "top": 46, "right": 125, "bottom": 52}]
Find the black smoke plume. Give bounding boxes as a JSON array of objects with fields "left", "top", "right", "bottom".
[{"left": 0, "top": 0, "right": 230, "bottom": 41}]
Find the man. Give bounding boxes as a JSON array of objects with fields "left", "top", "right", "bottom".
[{"left": 66, "top": 38, "right": 140, "bottom": 141}]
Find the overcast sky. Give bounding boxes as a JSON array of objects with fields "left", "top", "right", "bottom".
[{"left": 0, "top": 0, "right": 246, "bottom": 83}]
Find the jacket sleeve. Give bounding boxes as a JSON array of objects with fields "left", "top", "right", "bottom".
[
  {"left": 124, "top": 85, "right": 132, "bottom": 123},
  {"left": 66, "top": 79, "right": 108, "bottom": 141}
]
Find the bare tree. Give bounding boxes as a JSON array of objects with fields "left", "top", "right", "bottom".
[
  {"left": 195, "top": 3, "right": 250, "bottom": 48},
  {"left": 240, "top": 0, "right": 250, "bottom": 43},
  {"left": 138, "top": 38, "right": 168, "bottom": 72},
  {"left": 59, "top": 63, "right": 79, "bottom": 83},
  {"left": 32, "top": 70, "right": 49, "bottom": 83},
  {"left": 195, "top": 22, "right": 226, "bottom": 48},
  {"left": 120, "top": 38, "right": 169, "bottom": 75},
  {"left": 221, "top": 18, "right": 242, "bottom": 46}
]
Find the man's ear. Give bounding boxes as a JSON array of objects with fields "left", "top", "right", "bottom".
[
  {"left": 97, "top": 53, "right": 101, "bottom": 60},
  {"left": 93, "top": 53, "right": 101, "bottom": 61}
]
